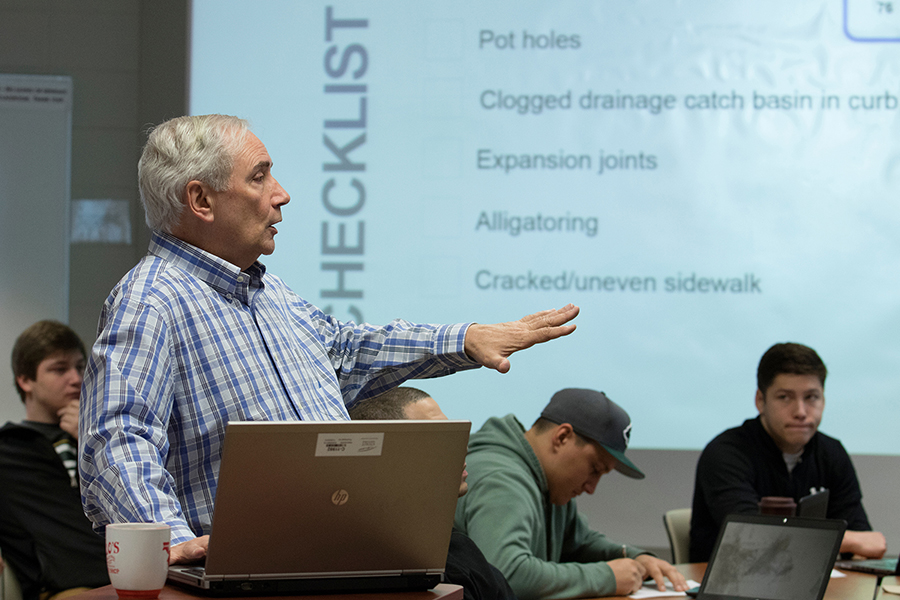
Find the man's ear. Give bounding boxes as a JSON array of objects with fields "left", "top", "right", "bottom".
[
  {"left": 550, "top": 423, "right": 575, "bottom": 451},
  {"left": 184, "top": 180, "right": 215, "bottom": 223},
  {"left": 754, "top": 389, "right": 765, "bottom": 413},
  {"left": 16, "top": 374, "right": 34, "bottom": 396}
]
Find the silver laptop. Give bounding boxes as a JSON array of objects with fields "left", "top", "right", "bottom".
[
  {"left": 697, "top": 514, "right": 846, "bottom": 600},
  {"left": 168, "top": 420, "right": 470, "bottom": 595},
  {"left": 834, "top": 556, "right": 899, "bottom": 576}
]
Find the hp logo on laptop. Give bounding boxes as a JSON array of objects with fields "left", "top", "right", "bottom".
[{"left": 331, "top": 489, "right": 349, "bottom": 505}]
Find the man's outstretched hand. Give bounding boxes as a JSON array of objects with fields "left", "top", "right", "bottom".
[{"left": 464, "top": 304, "right": 579, "bottom": 373}]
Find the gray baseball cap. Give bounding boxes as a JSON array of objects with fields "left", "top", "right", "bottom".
[{"left": 540, "top": 388, "right": 645, "bottom": 479}]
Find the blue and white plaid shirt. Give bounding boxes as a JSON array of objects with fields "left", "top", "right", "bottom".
[{"left": 80, "top": 231, "right": 476, "bottom": 543}]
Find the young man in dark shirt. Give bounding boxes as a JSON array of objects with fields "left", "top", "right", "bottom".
[
  {"left": 0, "top": 321, "right": 108, "bottom": 600},
  {"left": 690, "top": 342, "right": 887, "bottom": 562}
]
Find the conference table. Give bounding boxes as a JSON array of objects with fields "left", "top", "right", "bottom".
[
  {"left": 72, "top": 582, "right": 463, "bottom": 600},
  {"left": 602, "top": 562, "right": 900, "bottom": 600},
  {"left": 72, "top": 564, "right": 896, "bottom": 600}
]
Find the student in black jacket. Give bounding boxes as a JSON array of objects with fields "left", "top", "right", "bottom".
[
  {"left": 690, "top": 342, "right": 887, "bottom": 563},
  {"left": 0, "top": 321, "right": 108, "bottom": 600}
]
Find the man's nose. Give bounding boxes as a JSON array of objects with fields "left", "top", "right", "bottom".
[
  {"left": 272, "top": 177, "right": 290, "bottom": 205},
  {"left": 583, "top": 476, "right": 600, "bottom": 495}
]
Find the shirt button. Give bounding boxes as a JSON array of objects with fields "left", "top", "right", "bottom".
[
  {"left": 237, "top": 275, "right": 245, "bottom": 283},
  {"left": 226, "top": 293, "right": 233, "bottom": 301}
]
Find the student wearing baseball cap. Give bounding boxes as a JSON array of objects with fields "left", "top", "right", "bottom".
[{"left": 454, "top": 388, "right": 687, "bottom": 599}]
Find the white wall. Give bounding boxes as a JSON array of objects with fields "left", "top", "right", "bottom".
[
  {"left": 0, "top": 0, "right": 186, "bottom": 425},
  {"left": 0, "top": 73, "right": 72, "bottom": 424}
]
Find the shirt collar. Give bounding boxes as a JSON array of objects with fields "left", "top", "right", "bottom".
[
  {"left": 149, "top": 230, "right": 267, "bottom": 306},
  {"left": 750, "top": 415, "right": 817, "bottom": 464}
]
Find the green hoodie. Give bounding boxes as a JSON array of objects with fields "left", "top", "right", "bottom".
[{"left": 454, "top": 414, "right": 646, "bottom": 600}]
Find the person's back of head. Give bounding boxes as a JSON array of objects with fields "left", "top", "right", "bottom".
[
  {"left": 138, "top": 114, "right": 250, "bottom": 234},
  {"left": 757, "top": 342, "right": 827, "bottom": 394},
  {"left": 348, "top": 386, "right": 432, "bottom": 420},
  {"left": 11, "top": 320, "right": 85, "bottom": 403},
  {"left": 351, "top": 387, "right": 462, "bottom": 495}
]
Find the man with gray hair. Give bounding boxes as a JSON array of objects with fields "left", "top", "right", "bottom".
[{"left": 79, "top": 114, "right": 579, "bottom": 564}]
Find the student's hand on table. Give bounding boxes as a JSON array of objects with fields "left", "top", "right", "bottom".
[
  {"left": 608, "top": 558, "right": 647, "bottom": 596},
  {"left": 842, "top": 530, "right": 887, "bottom": 559},
  {"left": 170, "top": 535, "right": 209, "bottom": 565},
  {"left": 635, "top": 554, "right": 690, "bottom": 592},
  {"left": 464, "top": 304, "right": 579, "bottom": 373}
]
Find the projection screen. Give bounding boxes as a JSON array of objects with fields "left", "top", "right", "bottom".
[{"left": 189, "top": 1, "right": 900, "bottom": 452}]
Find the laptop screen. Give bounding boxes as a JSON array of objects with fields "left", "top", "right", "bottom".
[{"left": 699, "top": 515, "right": 846, "bottom": 600}]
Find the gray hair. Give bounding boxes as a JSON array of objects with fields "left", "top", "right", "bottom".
[
  {"left": 348, "top": 387, "right": 431, "bottom": 420},
  {"left": 138, "top": 114, "right": 250, "bottom": 233}
]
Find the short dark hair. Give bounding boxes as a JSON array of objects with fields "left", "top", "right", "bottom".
[
  {"left": 348, "top": 386, "right": 431, "bottom": 420},
  {"left": 11, "top": 320, "right": 85, "bottom": 402},
  {"left": 531, "top": 416, "right": 588, "bottom": 446},
  {"left": 757, "top": 342, "right": 827, "bottom": 394}
]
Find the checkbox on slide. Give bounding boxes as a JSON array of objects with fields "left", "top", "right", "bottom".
[
  {"left": 423, "top": 78, "right": 463, "bottom": 118},
  {"left": 426, "top": 19, "right": 464, "bottom": 60},
  {"left": 421, "top": 137, "right": 463, "bottom": 178}
]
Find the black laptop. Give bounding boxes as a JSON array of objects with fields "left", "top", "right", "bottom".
[{"left": 697, "top": 514, "right": 846, "bottom": 600}]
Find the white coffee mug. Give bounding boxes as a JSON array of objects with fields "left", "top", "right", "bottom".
[{"left": 106, "top": 523, "right": 171, "bottom": 599}]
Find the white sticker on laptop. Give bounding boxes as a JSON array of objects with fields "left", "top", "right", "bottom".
[{"left": 315, "top": 432, "right": 384, "bottom": 456}]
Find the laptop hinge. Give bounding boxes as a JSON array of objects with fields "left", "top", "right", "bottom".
[{"left": 247, "top": 570, "right": 404, "bottom": 580}]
